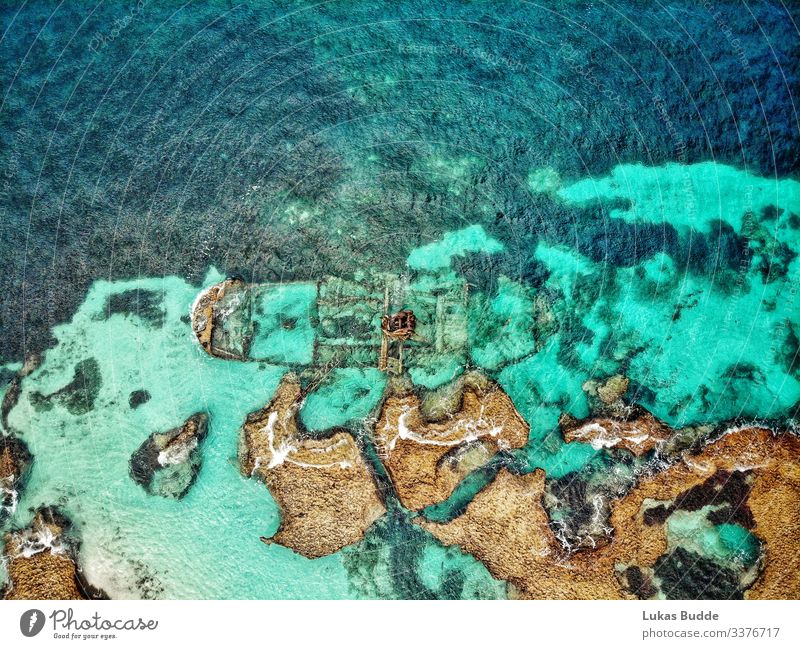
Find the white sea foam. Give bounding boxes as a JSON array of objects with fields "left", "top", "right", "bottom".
[{"left": 157, "top": 437, "right": 198, "bottom": 467}]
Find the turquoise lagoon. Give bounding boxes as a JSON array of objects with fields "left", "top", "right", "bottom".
[{"left": 1, "top": 162, "right": 799, "bottom": 598}]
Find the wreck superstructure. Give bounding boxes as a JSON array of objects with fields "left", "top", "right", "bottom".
[{"left": 191, "top": 272, "right": 469, "bottom": 377}]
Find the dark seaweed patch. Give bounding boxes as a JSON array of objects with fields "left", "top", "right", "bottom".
[
  {"left": 722, "top": 363, "right": 764, "bottom": 382},
  {"left": 643, "top": 504, "right": 672, "bottom": 526},
  {"left": 31, "top": 358, "right": 102, "bottom": 416},
  {"left": 626, "top": 381, "right": 658, "bottom": 408},
  {"left": 1, "top": 377, "right": 22, "bottom": 431},
  {"left": 760, "top": 205, "right": 783, "bottom": 222},
  {"left": 128, "top": 390, "right": 151, "bottom": 409},
  {"left": 104, "top": 290, "right": 166, "bottom": 328},
  {"left": 654, "top": 547, "right": 742, "bottom": 600},
  {"left": 777, "top": 322, "right": 800, "bottom": 378},
  {"left": 648, "top": 469, "right": 755, "bottom": 529},
  {"left": 624, "top": 565, "right": 657, "bottom": 599},
  {"left": 341, "top": 507, "right": 496, "bottom": 599}
]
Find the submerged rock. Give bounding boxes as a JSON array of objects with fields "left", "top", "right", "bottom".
[
  {"left": 0, "top": 435, "right": 32, "bottom": 525},
  {"left": 240, "top": 374, "right": 385, "bottom": 559},
  {"left": 374, "top": 372, "right": 529, "bottom": 511},
  {"left": 596, "top": 375, "right": 630, "bottom": 406},
  {"left": 2, "top": 507, "right": 104, "bottom": 600},
  {"left": 129, "top": 413, "right": 208, "bottom": 499},
  {"left": 418, "top": 427, "right": 800, "bottom": 599}
]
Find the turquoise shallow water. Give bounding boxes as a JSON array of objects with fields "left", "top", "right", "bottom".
[
  {"left": 1, "top": 267, "right": 505, "bottom": 598},
  {"left": 2, "top": 161, "right": 798, "bottom": 598},
  {"left": 4, "top": 273, "right": 354, "bottom": 598}
]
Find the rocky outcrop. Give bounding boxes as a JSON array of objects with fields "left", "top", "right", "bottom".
[
  {"left": 0, "top": 436, "right": 32, "bottom": 526},
  {"left": 560, "top": 375, "right": 673, "bottom": 456},
  {"left": 240, "top": 374, "right": 385, "bottom": 558},
  {"left": 418, "top": 427, "right": 800, "bottom": 599},
  {"left": 130, "top": 413, "right": 208, "bottom": 499},
  {"left": 559, "top": 407, "right": 673, "bottom": 456},
  {"left": 191, "top": 278, "right": 251, "bottom": 359},
  {"left": 374, "top": 372, "right": 529, "bottom": 511},
  {"left": 2, "top": 508, "right": 103, "bottom": 600}
]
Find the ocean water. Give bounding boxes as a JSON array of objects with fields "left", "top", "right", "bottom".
[{"left": 1, "top": 1, "right": 798, "bottom": 599}]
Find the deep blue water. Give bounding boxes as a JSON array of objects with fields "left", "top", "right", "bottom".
[{"left": 1, "top": 0, "right": 797, "bottom": 362}]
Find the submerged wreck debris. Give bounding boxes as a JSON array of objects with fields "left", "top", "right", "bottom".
[
  {"left": 190, "top": 273, "right": 470, "bottom": 376},
  {"left": 240, "top": 374, "right": 386, "bottom": 559},
  {"left": 129, "top": 413, "right": 209, "bottom": 499},
  {"left": 0, "top": 435, "right": 32, "bottom": 526},
  {"left": 2, "top": 507, "right": 104, "bottom": 600},
  {"left": 379, "top": 308, "right": 417, "bottom": 374},
  {"left": 374, "top": 372, "right": 529, "bottom": 511},
  {"left": 418, "top": 427, "right": 800, "bottom": 599}
]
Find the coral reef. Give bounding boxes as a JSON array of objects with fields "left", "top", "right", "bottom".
[
  {"left": 240, "top": 374, "right": 385, "bottom": 558},
  {"left": 129, "top": 413, "right": 209, "bottom": 499},
  {"left": 374, "top": 372, "right": 530, "bottom": 511},
  {"left": 419, "top": 427, "right": 800, "bottom": 599}
]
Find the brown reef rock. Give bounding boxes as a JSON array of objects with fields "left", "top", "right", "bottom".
[
  {"left": 561, "top": 375, "right": 673, "bottom": 456},
  {"left": 559, "top": 408, "right": 673, "bottom": 456},
  {"left": 2, "top": 508, "right": 102, "bottom": 600},
  {"left": 419, "top": 427, "right": 800, "bottom": 599},
  {"left": 191, "top": 277, "right": 250, "bottom": 359},
  {"left": 240, "top": 374, "right": 386, "bottom": 559},
  {"left": 374, "top": 372, "right": 530, "bottom": 511}
]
